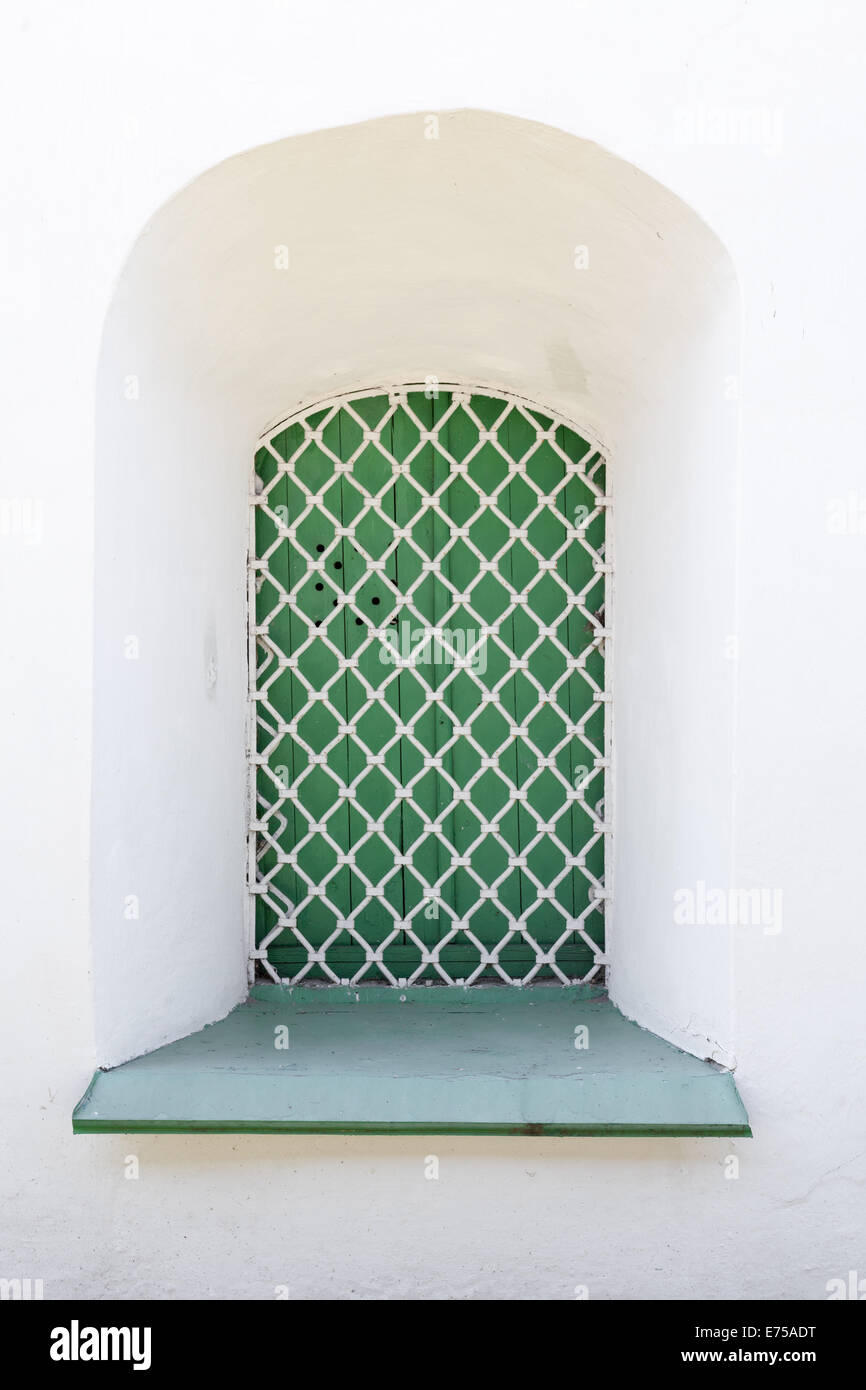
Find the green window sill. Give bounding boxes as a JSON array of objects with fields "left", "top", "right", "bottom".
[{"left": 72, "top": 985, "right": 750, "bottom": 1137}]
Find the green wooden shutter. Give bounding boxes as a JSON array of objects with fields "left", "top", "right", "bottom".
[{"left": 252, "top": 387, "right": 608, "bottom": 986}]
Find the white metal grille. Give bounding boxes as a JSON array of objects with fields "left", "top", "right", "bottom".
[{"left": 248, "top": 386, "right": 611, "bottom": 986}]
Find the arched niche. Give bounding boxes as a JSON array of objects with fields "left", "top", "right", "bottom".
[{"left": 92, "top": 110, "right": 740, "bottom": 1068}]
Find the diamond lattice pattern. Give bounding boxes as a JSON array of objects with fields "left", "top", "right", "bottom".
[{"left": 251, "top": 388, "right": 610, "bottom": 985}]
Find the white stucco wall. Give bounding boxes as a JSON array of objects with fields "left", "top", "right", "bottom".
[{"left": 2, "top": 0, "right": 865, "bottom": 1299}]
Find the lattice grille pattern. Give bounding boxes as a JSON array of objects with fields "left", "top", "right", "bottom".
[{"left": 249, "top": 387, "right": 611, "bottom": 985}]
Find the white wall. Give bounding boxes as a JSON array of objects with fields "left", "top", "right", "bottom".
[
  {"left": 2, "top": 0, "right": 865, "bottom": 1299},
  {"left": 611, "top": 284, "right": 741, "bottom": 1063}
]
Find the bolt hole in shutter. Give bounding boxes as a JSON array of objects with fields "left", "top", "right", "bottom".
[{"left": 250, "top": 387, "right": 610, "bottom": 986}]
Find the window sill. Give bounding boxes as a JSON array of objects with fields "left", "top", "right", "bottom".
[{"left": 73, "top": 985, "right": 750, "bottom": 1137}]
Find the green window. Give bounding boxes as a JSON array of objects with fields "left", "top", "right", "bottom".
[
  {"left": 73, "top": 387, "right": 751, "bottom": 1138},
  {"left": 251, "top": 386, "right": 609, "bottom": 987}
]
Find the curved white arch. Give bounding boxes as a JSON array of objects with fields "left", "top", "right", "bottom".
[{"left": 92, "top": 110, "right": 739, "bottom": 1067}]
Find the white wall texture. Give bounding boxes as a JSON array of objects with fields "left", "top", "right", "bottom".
[{"left": 1, "top": 0, "right": 865, "bottom": 1300}]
